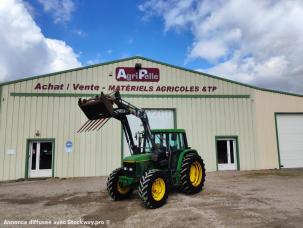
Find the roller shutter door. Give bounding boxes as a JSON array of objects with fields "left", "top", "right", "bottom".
[{"left": 276, "top": 114, "right": 303, "bottom": 168}]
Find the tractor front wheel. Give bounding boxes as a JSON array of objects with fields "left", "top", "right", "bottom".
[
  {"left": 180, "top": 153, "right": 206, "bottom": 194},
  {"left": 107, "top": 168, "right": 133, "bottom": 200},
  {"left": 138, "top": 169, "right": 168, "bottom": 209}
]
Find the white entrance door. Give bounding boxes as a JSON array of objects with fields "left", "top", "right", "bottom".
[
  {"left": 217, "top": 138, "right": 237, "bottom": 170},
  {"left": 123, "top": 109, "right": 174, "bottom": 157},
  {"left": 276, "top": 114, "right": 303, "bottom": 168},
  {"left": 29, "top": 141, "right": 53, "bottom": 178}
]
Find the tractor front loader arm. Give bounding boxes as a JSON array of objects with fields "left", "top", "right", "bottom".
[{"left": 78, "top": 91, "right": 156, "bottom": 155}]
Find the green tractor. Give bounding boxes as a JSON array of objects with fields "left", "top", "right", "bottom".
[{"left": 78, "top": 91, "right": 205, "bottom": 208}]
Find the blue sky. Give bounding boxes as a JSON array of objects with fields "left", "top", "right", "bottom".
[
  {"left": 1, "top": 0, "right": 303, "bottom": 93},
  {"left": 26, "top": 0, "right": 207, "bottom": 70}
]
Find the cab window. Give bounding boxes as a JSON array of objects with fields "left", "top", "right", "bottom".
[
  {"left": 154, "top": 133, "right": 167, "bottom": 149},
  {"left": 168, "top": 133, "right": 185, "bottom": 151},
  {"left": 144, "top": 133, "right": 167, "bottom": 152}
]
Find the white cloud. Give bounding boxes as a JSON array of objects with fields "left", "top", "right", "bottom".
[
  {"left": 139, "top": 0, "right": 303, "bottom": 93},
  {"left": 190, "top": 39, "right": 227, "bottom": 61},
  {"left": 37, "top": 0, "right": 75, "bottom": 24},
  {"left": 0, "top": 0, "right": 81, "bottom": 82},
  {"left": 23, "top": 0, "right": 36, "bottom": 17}
]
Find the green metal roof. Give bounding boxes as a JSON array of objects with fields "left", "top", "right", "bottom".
[{"left": 0, "top": 56, "right": 302, "bottom": 97}]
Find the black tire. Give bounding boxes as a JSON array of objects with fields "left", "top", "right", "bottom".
[
  {"left": 179, "top": 153, "right": 206, "bottom": 194},
  {"left": 138, "top": 169, "right": 168, "bottom": 209},
  {"left": 107, "top": 168, "right": 133, "bottom": 200}
]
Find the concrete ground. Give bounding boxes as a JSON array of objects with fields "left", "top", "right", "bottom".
[{"left": 0, "top": 169, "right": 303, "bottom": 228}]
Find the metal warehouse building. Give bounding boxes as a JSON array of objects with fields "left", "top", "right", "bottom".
[{"left": 0, "top": 56, "right": 303, "bottom": 181}]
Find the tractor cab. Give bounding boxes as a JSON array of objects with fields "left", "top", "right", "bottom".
[{"left": 131, "top": 129, "right": 190, "bottom": 169}]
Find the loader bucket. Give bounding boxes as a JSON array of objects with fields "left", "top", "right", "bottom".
[{"left": 78, "top": 94, "right": 114, "bottom": 120}]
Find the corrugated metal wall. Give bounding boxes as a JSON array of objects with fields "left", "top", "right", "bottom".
[
  {"left": 0, "top": 57, "right": 302, "bottom": 181},
  {"left": 254, "top": 91, "right": 303, "bottom": 169}
]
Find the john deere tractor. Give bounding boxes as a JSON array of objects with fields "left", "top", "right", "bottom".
[{"left": 78, "top": 91, "right": 205, "bottom": 208}]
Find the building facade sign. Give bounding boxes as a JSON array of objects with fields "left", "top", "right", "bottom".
[
  {"left": 116, "top": 67, "right": 160, "bottom": 82},
  {"left": 32, "top": 66, "right": 218, "bottom": 93}
]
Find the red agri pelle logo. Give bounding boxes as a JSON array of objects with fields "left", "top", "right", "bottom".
[{"left": 115, "top": 67, "right": 160, "bottom": 82}]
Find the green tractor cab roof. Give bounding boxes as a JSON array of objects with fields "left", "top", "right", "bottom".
[{"left": 151, "top": 129, "right": 185, "bottom": 133}]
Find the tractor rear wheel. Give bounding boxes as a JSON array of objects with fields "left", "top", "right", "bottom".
[
  {"left": 138, "top": 169, "right": 168, "bottom": 209},
  {"left": 180, "top": 153, "right": 206, "bottom": 194},
  {"left": 107, "top": 168, "right": 133, "bottom": 200}
]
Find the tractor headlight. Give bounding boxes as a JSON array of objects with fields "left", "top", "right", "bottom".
[
  {"left": 123, "top": 167, "right": 127, "bottom": 171},
  {"left": 129, "top": 168, "right": 133, "bottom": 172}
]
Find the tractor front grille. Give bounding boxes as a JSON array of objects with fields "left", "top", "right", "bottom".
[{"left": 122, "top": 162, "right": 136, "bottom": 176}]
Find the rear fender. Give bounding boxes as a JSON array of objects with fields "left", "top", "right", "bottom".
[{"left": 175, "top": 149, "right": 198, "bottom": 185}]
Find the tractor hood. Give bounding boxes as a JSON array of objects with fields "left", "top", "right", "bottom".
[{"left": 123, "top": 153, "right": 152, "bottom": 163}]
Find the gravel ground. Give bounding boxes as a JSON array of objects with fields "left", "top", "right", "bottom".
[{"left": 0, "top": 169, "right": 303, "bottom": 228}]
